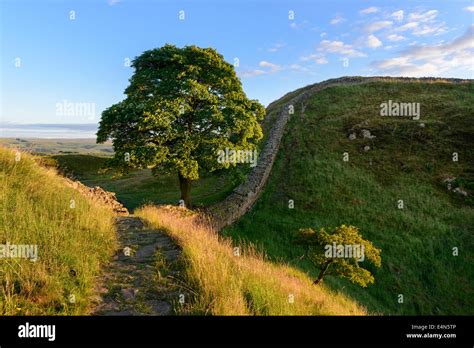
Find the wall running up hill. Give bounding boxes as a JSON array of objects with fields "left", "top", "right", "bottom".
[{"left": 208, "top": 76, "right": 472, "bottom": 230}]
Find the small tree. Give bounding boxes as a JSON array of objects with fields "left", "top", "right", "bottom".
[
  {"left": 97, "top": 44, "right": 265, "bottom": 207},
  {"left": 298, "top": 225, "right": 381, "bottom": 287}
]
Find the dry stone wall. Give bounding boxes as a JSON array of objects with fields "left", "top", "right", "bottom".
[{"left": 65, "top": 177, "right": 129, "bottom": 215}]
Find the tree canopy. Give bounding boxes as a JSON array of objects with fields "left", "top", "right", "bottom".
[
  {"left": 97, "top": 45, "right": 265, "bottom": 206},
  {"left": 298, "top": 225, "right": 382, "bottom": 287}
]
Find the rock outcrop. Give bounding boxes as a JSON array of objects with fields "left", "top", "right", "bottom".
[{"left": 64, "top": 178, "right": 129, "bottom": 215}]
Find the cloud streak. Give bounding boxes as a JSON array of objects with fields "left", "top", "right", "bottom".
[
  {"left": 318, "top": 40, "right": 366, "bottom": 57},
  {"left": 330, "top": 15, "right": 345, "bottom": 25},
  {"left": 360, "top": 7, "right": 378, "bottom": 15},
  {"left": 365, "top": 21, "right": 393, "bottom": 33},
  {"left": 239, "top": 60, "right": 282, "bottom": 78},
  {"left": 372, "top": 25, "right": 474, "bottom": 77}
]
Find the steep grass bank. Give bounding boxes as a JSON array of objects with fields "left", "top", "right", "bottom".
[
  {"left": 223, "top": 81, "right": 474, "bottom": 315},
  {"left": 0, "top": 147, "right": 117, "bottom": 315}
]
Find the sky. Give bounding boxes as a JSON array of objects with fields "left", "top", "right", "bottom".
[{"left": 1, "top": 0, "right": 473, "bottom": 128}]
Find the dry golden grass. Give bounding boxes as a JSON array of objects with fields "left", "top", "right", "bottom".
[
  {"left": 136, "top": 205, "right": 366, "bottom": 315},
  {"left": 0, "top": 147, "right": 117, "bottom": 315}
]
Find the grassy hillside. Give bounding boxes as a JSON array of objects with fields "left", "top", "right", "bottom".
[
  {"left": 223, "top": 81, "right": 474, "bottom": 315},
  {"left": 49, "top": 154, "right": 243, "bottom": 211},
  {"left": 136, "top": 205, "right": 366, "bottom": 315},
  {"left": 0, "top": 147, "right": 117, "bottom": 315}
]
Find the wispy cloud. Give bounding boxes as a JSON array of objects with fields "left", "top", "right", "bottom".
[
  {"left": 108, "top": 0, "right": 121, "bottom": 6},
  {"left": 395, "top": 21, "right": 419, "bottom": 32},
  {"left": 391, "top": 10, "right": 404, "bottom": 21},
  {"left": 366, "top": 34, "right": 383, "bottom": 48},
  {"left": 289, "top": 20, "right": 310, "bottom": 30},
  {"left": 259, "top": 60, "right": 282, "bottom": 73},
  {"left": 387, "top": 34, "right": 406, "bottom": 42},
  {"left": 239, "top": 69, "right": 265, "bottom": 78},
  {"left": 290, "top": 64, "right": 311, "bottom": 72},
  {"left": 392, "top": 9, "right": 447, "bottom": 36},
  {"left": 330, "top": 15, "right": 345, "bottom": 25},
  {"left": 359, "top": 7, "right": 378, "bottom": 15},
  {"left": 364, "top": 21, "right": 393, "bottom": 33},
  {"left": 412, "top": 22, "right": 448, "bottom": 36},
  {"left": 395, "top": 21, "right": 447, "bottom": 36},
  {"left": 267, "top": 43, "right": 286, "bottom": 52},
  {"left": 408, "top": 9, "right": 438, "bottom": 22},
  {"left": 464, "top": 6, "right": 474, "bottom": 12},
  {"left": 239, "top": 60, "right": 282, "bottom": 78},
  {"left": 372, "top": 25, "right": 474, "bottom": 76},
  {"left": 318, "top": 40, "right": 366, "bottom": 57},
  {"left": 300, "top": 53, "right": 329, "bottom": 64}
]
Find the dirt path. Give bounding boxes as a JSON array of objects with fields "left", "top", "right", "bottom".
[{"left": 92, "top": 216, "right": 182, "bottom": 316}]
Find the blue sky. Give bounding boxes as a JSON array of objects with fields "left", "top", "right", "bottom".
[{"left": 1, "top": 0, "right": 473, "bottom": 126}]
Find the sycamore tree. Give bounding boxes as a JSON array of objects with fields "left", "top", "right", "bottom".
[
  {"left": 97, "top": 45, "right": 265, "bottom": 207},
  {"left": 298, "top": 225, "right": 382, "bottom": 287}
]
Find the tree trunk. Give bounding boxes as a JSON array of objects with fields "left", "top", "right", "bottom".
[
  {"left": 178, "top": 173, "right": 192, "bottom": 208},
  {"left": 314, "top": 260, "right": 332, "bottom": 285}
]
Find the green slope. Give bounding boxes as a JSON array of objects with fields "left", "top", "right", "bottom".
[
  {"left": 48, "top": 154, "right": 244, "bottom": 211},
  {"left": 0, "top": 147, "right": 117, "bottom": 315},
  {"left": 223, "top": 80, "right": 474, "bottom": 315}
]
